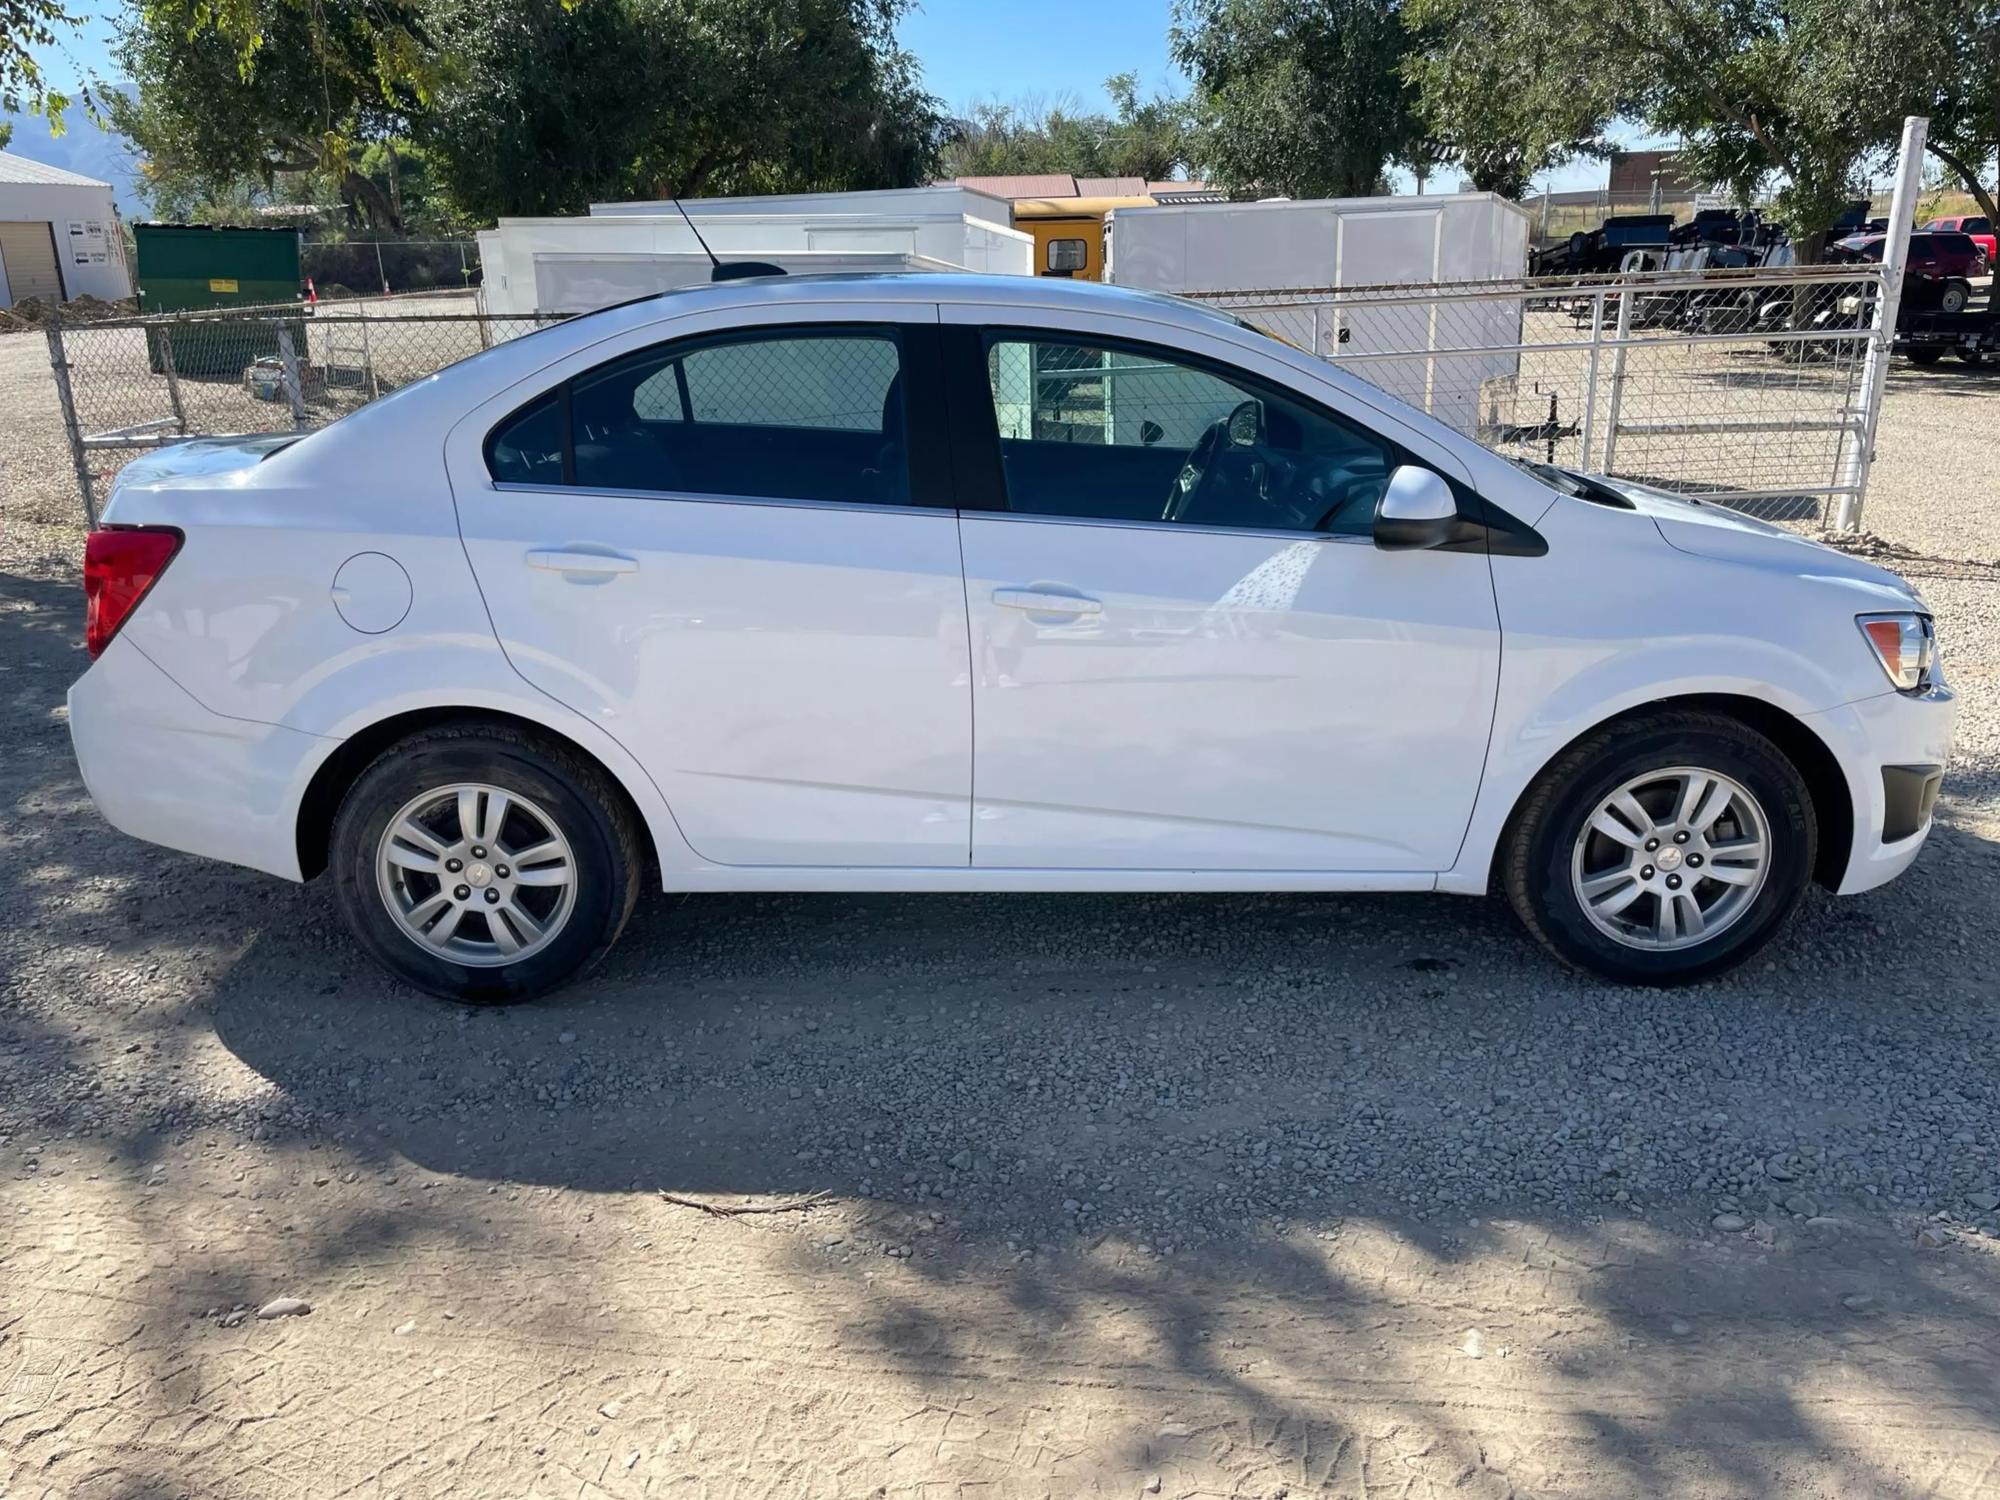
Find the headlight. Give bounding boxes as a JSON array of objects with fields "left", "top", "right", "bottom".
[{"left": 1857, "top": 612, "right": 1937, "bottom": 692}]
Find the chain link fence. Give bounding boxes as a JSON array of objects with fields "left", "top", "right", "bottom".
[
  {"left": 1191, "top": 264, "right": 1890, "bottom": 528},
  {"left": 301, "top": 240, "right": 483, "bottom": 298},
  {"left": 44, "top": 292, "right": 560, "bottom": 523},
  {"left": 41, "top": 266, "right": 1891, "bottom": 530}
]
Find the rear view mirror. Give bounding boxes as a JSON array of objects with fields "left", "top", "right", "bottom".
[
  {"left": 1139, "top": 419, "right": 1165, "bottom": 446},
  {"left": 1373, "top": 465, "right": 1460, "bottom": 551}
]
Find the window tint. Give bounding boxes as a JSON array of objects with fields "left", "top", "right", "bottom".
[
  {"left": 1967, "top": 217, "right": 1991, "bottom": 234},
  {"left": 1909, "top": 235, "right": 1934, "bottom": 255},
  {"left": 983, "top": 335, "right": 1398, "bottom": 535},
  {"left": 487, "top": 330, "right": 909, "bottom": 505},
  {"left": 486, "top": 393, "right": 566, "bottom": 485}
]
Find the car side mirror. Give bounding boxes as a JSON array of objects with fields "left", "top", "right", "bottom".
[
  {"left": 1373, "top": 465, "right": 1460, "bottom": 551},
  {"left": 1139, "top": 419, "right": 1165, "bottom": 447},
  {"left": 1225, "top": 399, "right": 1264, "bottom": 447}
]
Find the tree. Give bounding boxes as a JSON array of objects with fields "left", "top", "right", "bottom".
[
  {"left": 1170, "top": 0, "right": 1421, "bottom": 198},
  {"left": 1401, "top": 0, "right": 1616, "bottom": 196},
  {"left": 109, "top": 0, "right": 431, "bottom": 232},
  {"left": 418, "top": 0, "right": 947, "bottom": 220},
  {"left": 941, "top": 74, "right": 1191, "bottom": 184},
  {"left": 1403, "top": 0, "right": 1911, "bottom": 257},
  {"left": 1852, "top": 0, "right": 2000, "bottom": 228},
  {"left": 2, "top": 0, "right": 77, "bottom": 132}
]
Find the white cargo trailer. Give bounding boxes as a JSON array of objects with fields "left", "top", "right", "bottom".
[
  {"left": 478, "top": 189, "right": 1031, "bottom": 316},
  {"left": 1104, "top": 194, "right": 1530, "bottom": 434}
]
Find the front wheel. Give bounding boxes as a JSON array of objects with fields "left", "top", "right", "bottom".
[
  {"left": 329, "top": 724, "right": 642, "bottom": 1003},
  {"left": 1502, "top": 713, "right": 1816, "bottom": 985}
]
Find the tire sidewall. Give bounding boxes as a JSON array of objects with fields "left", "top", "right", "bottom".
[
  {"left": 1522, "top": 723, "right": 1816, "bottom": 984},
  {"left": 331, "top": 739, "right": 627, "bottom": 1003}
]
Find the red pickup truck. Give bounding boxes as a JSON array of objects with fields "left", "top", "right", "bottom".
[{"left": 1920, "top": 215, "right": 1998, "bottom": 262}]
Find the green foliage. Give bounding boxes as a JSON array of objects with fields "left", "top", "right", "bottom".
[
  {"left": 3, "top": 0, "right": 79, "bottom": 132},
  {"left": 419, "top": 0, "right": 948, "bottom": 220},
  {"left": 1401, "top": 0, "right": 1616, "bottom": 196},
  {"left": 1171, "top": 0, "right": 1421, "bottom": 198},
  {"left": 1853, "top": 0, "right": 2000, "bottom": 228},
  {"left": 941, "top": 74, "right": 1192, "bottom": 185},
  {"left": 111, "top": 0, "right": 428, "bottom": 230}
]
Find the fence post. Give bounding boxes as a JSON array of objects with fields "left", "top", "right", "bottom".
[
  {"left": 1578, "top": 289, "right": 1606, "bottom": 469},
  {"left": 44, "top": 317, "right": 99, "bottom": 528},
  {"left": 159, "top": 324, "right": 189, "bottom": 435},
  {"left": 1598, "top": 286, "right": 1636, "bottom": 475},
  {"left": 360, "top": 315, "right": 380, "bottom": 400},
  {"left": 276, "top": 325, "right": 309, "bottom": 429},
  {"left": 1834, "top": 115, "right": 1926, "bottom": 532},
  {"left": 374, "top": 240, "right": 390, "bottom": 297}
]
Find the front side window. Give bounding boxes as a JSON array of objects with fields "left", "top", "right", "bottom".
[
  {"left": 982, "top": 334, "right": 1398, "bottom": 535},
  {"left": 487, "top": 328, "right": 908, "bottom": 506}
]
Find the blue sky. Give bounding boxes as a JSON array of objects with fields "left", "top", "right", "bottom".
[{"left": 20, "top": 0, "right": 1634, "bottom": 193}]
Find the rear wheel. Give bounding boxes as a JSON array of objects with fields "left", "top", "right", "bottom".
[
  {"left": 330, "top": 724, "right": 641, "bottom": 1003},
  {"left": 1940, "top": 278, "right": 1972, "bottom": 315},
  {"left": 1503, "top": 712, "right": 1816, "bottom": 985},
  {"left": 1907, "top": 346, "right": 1945, "bottom": 365}
]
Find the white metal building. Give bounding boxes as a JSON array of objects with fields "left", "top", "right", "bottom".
[{"left": 0, "top": 151, "right": 132, "bottom": 309}]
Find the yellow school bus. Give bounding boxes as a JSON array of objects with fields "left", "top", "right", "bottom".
[{"left": 1011, "top": 196, "right": 1158, "bottom": 280}]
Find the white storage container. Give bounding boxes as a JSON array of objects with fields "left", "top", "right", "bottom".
[
  {"left": 478, "top": 190, "right": 1032, "bottom": 316},
  {"left": 1104, "top": 194, "right": 1531, "bottom": 435}
]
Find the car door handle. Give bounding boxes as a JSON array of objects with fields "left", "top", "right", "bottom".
[
  {"left": 525, "top": 548, "right": 639, "bottom": 576},
  {"left": 992, "top": 587, "right": 1102, "bottom": 616}
]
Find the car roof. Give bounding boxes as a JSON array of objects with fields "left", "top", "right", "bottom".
[{"left": 560, "top": 271, "right": 1249, "bottom": 339}]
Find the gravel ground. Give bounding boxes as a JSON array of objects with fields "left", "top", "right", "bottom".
[{"left": 3, "top": 325, "right": 1999, "bottom": 1496}]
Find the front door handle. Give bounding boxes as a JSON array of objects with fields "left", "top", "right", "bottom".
[
  {"left": 526, "top": 548, "right": 639, "bottom": 576},
  {"left": 992, "top": 587, "right": 1102, "bottom": 616}
]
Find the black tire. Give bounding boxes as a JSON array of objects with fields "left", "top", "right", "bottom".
[
  {"left": 1907, "top": 346, "right": 1945, "bottom": 365},
  {"left": 1502, "top": 711, "right": 1817, "bottom": 986},
  {"left": 329, "top": 722, "right": 642, "bottom": 1003},
  {"left": 1940, "top": 279, "right": 1972, "bottom": 315}
]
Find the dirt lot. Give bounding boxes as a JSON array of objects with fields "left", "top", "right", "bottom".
[{"left": 3, "top": 326, "right": 2000, "bottom": 1498}]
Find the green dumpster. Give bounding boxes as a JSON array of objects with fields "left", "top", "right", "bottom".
[{"left": 134, "top": 223, "right": 306, "bottom": 377}]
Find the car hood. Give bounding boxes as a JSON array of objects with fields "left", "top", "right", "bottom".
[
  {"left": 111, "top": 433, "right": 305, "bottom": 494},
  {"left": 1591, "top": 475, "right": 1926, "bottom": 609}
]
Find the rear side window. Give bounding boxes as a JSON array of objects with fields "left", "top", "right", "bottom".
[
  {"left": 486, "top": 328, "right": 909, "bottom": 506},
  {"left": 1908, "top": 235, "right": 1934, "bottom": 255},
  {"left": 485, "top": 393, "right": 566, "bottom": 485},
  {"left": 1967, "top": 217, "right": 1991, "bottom": 234}
]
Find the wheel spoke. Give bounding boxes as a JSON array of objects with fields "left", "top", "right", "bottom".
[
  {"left": 457, "top": 788, "right": 483, "bottom": 844},
  {"left": 1609, "top": 791, "right": 1657, "bottom": 838},
  {"left": 480, "top": 790, "right": 512, "bottom": 846},
  {"left": 1689, "top": 779, "right": 1735, "bottom": 833},
  {"left": 1590, "top": 877, "right": 1646, "bottom": 918},
  {"left": 511, "top": 860, "right": 572, "bottom": 888},
  {"left": 493, "top": 902, "right": 545, "bottom": 954},
  {"left": 1674, "top": 892, "right": 1706, "bottom": 938},
  {"left": 1702, "top": 859, "right": 1762, "bottom": 886},
  {"left": 1653, "top": 892, "right": 1679, "bottom": 943},
  {"left": 384, "top": 840, "right": 442, "bottom": 873},
  {"left": 1590, "top": 809, "right": 1646, "bottom": 848},
  {"left": 1675, "top": 773, "right": 1713, "bottom": 828},
  {"left": 404, "top": 890, "right": 451, "bottom": 929},
  {"left": 424, "top": 903, "right": 466, "bottom": 948},
  {"left": 390, "top": 817, "right": 447, "bottom": 860}
]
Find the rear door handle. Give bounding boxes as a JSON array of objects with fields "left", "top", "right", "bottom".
[
  {"left": 526, "top": 548, "right": 639, "bottom": 576},
  {"left": 992, "top": 587, "right": 1102, "bottom": 616}
]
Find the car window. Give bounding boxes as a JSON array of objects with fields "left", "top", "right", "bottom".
[
  {"left": 1909, "top": 235, "right": 1934, "bottom": 255},
  {"left": 1968, "top": 217, "right": 1991, "bottom": 234},
  {"left": 982, "top": 333, "right": 1398, "bottom": 536},
  {"left": 485, "top": 392, "right": 566, "bottom": 485},
  {"left": 488, "top": 328, "right": 909, "bottom": 506}
]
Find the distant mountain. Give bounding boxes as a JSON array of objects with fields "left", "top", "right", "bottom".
[{"left": 3, "top": 89, "right": 148, "bottom": 218}]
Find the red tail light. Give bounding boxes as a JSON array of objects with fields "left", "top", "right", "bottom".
[{"left": 83, "top": 526, "right": 182, "bottom": 659}]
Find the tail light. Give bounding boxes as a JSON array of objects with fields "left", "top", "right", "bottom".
[{"left": 83, "top": 526, "right": 182, "bottom": 659}]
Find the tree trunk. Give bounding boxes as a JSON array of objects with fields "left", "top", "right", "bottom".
[
  {"left": 1923, "top": 140, "right": 2000, "bottom": 232},
  {"left": 342, "top": 167, "right": 405, "bottom": 235}
]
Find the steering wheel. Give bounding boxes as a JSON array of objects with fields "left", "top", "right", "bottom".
[
  {"left": 1164, "top": 400, "right": 1270, "bottom": 523},
  {"left": 1164, "top": 419, "right": 1226, "bottom": 521}
]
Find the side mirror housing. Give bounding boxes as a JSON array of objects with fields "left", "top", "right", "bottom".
[{"left": 1373, "top": 465, "right": 1460, "bottom": 550}]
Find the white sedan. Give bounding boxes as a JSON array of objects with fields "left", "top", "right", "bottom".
[{"left": 69, "top": 274, "right": 1953, "bottom": 1001}]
